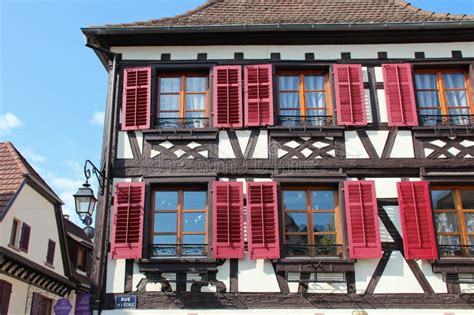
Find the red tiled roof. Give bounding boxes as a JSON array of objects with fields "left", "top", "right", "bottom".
[
  {"left": 0, "top": 142, "right": 61, "bottom": 217},
  {"left": 63, "top": 218, "right": 93, "bottom": 246},
  {"left": 101, "top": 0, "right": 474, "bottom": 28}
]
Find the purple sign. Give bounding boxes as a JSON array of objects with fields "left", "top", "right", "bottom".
[
  {"left": 54, "top": 298, "right": 72, "bottom": 315},
  {"left": 75, "top": 293, "right": 91, "bottom": 315}
]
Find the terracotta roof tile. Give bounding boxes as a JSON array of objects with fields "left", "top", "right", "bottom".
[{"left": 101, "top": 0, "right": 474, "bottom": 28}]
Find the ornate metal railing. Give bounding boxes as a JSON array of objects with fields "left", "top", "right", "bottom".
[
  {"left": 156, "top": 117, "right": 209, "bottom": 129},
  {"left": 419, "top": 114, "right": 474, "bottom": 127},
  {"left": 438, "top": 245, "right": 474, "bottom": 257},
  {"left": 278, "top": 115, "right": 333, "bottom": 127},
  {"left": 151, "top": 244, "right": 208, "bottom": 257},
  {"left": 283, "top": 244, "right": 343, "bottom": 257}
]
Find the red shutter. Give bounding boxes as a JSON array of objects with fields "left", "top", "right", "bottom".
[
  {"left": 110, "top": 182, "right": 145, "bottom": 259},
  {"left": 20, "top": 223, "right": 31, "bottom": 253},
  {"left": 382, "top": 64, "right": 418, "bottom": 126},
  {"left": 46, "top": 240, "right": 56, "bottom": 265},
  {"left": 344, "top": 181, "right": 382, "bottom": 259},
  {"left": 334, "top": 64, "right": 367, "bottom": 126},
  {"left": 397, "top": 181, "right": 438, "bottom": 260},
  {"left": 0, "top": 280, "right": 12, "bottom": 315},
  {"left": 212, "top": 181, "right": 244, "bottom": 259},
  {"left": 246, "top": 182, "right": 280, "bottom": 260},
  {"left": 122, "top": 67, "right": 151, "bottom": 131},
  {"left": 244, "top": 64, "right": 274, "bottom": 126},
  {"left": 213, "top": 65, "right": 243, "bottom": 128}
]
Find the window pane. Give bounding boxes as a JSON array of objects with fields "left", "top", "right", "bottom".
[
  {"left": 415, "top": 74, "right": 437, "bottom": 89},
  {"left": 285, "top": 213, "right": 308, "bottom": 233},
  {"left": 186, "top": 77, "right": 206, "bottom": 92},
  {"left": 313, "top": 213, "right": 335, "bottom": 232},
  {"left": 464, "top": 213, "right": 474, "bottom": 233},
  {"left": 153, "top": 235, "right": 177, "bottom": 256},
  {"left": 160, "top": 78, "right": 181, "bottom": 93},
  {"left": 154, "top": 213, "right": 177, "bottom": 232},
  {"left": 280, "top": 93, "right": 300, "bottom": 110},
  {"left": 437, "top": 235, "right": 460, "bottom": 246},
  {"left": 283, "top": 191, "right": 306, "bottom": 210},
  {"left": 315, "top": 234, "right": 337, "bottom": 245},
  {"left": 305, "top": 92, "right": 326, "bottom": 108},
  {"left": 285, "top": 234, "right": 308, "bottom": 256},
  {"left": 280, "top": 110, "right": 300, "bottom": 117},
  {"left": 183, "top": 191, "right": 206, "bottom": 209},
  {"left": 186, "top": 95, "right": 206, "bottom": 111},
  {"left": 304, "top": 76, "right": 325, "bottom": 90},
  {"left": 461, "top": 190, "right": 474, "bottom": 209},
  {"left": 182, "top": 235, "right": 206, "bottom": 256},
  {"left": 159, "top": 112, "right": 179, "bottom": 118},
  {"left": 159, "top": 95, "right": 180, "bottom": 110},
  {"left": 279, "top": 76, "right": 299, "bottom": 91},
  {"left": 434, "top": 213, "right": 459, "bottom": 233},
  {"left": 306, "top": 109, "right": 327, "bottom": 117},
  {"left": 154, "top": 191, "right": 178, "bottom": 210},
  {"left": 431, "top": 190, "right": 455, "bottom": 209},
  {"left": 443, "top": 73, "right": 465, "bottom": 89},
  {"left": 416, "top": 91, "right": 440, "bottom": 107},
  {"left": 183, "top": 213, "right": 206, "bottom": 233},
  {"left": 445, "top": 91, "right": 468, "bottom": 107},
  {"left": 469, "top": 236, "right": 474, "bottom": 246},
  {"left": 311, "top": 191, "right": 335, "bottom": 210}
]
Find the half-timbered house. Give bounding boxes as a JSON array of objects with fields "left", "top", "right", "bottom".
[{"left": 82, "top": 0, "right": 474, "bottom": 313}]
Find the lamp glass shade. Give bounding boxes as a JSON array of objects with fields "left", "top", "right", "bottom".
[{"left": 74, "top": 185, "right": 97, "bottom": 220}]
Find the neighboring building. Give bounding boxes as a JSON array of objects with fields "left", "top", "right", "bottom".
[
  {"left": 0, "top": 142, "right": 91, "bottom": 314},
  {"left": 82, "top": 0, "right": 474, "bottom": 313}
]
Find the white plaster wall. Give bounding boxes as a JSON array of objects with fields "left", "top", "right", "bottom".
[
  {"left": 253, "top": 130, "right": 268, "bottom": 159},
  {"left": 216, "top": 259, "right": 231, "bottom": 291},
  {"left": 117, "top": 131, "right": 134, "bottom": 159},
  {"left": 417, "top": 260, "right": 447, "bottom": 293},
  {"left": 238, "top": 254, "right": 280, "bottom": 292},
  {"left": 460, "top": 283, "right": 474, "bottom": 293},
  {"left": 106, "top": 258, "right": 126, "bottom": 293},
  {"left": 377, "top": 89, "right": 388, "bottom": 123},
  {"left": 365, "top": 131, "right": 389, "bottom": 158},
  {"left": 354, "top": 258, "right": 380, "bottom": 294},
  {"left": 0, "top": 184, "right": 66, "bottom": 277},
  {"left": 390, "top": 130, "right": 414, "bottom": 158},
  {"left": 218, "top": 131, "right": 236, "bottom": 159},
  {"left": 344, "top": 131, "right": 369, "bottom": 159},
  {"left": 112, "top": 42, "right": 474, "bottom": 60},
  {"left": 132, "top": 261, "right": 146, "bottom": 292},
  {"left": 0, "top": 273, "right": 29, "bottom": 315},
  {"left": 367, "top": 177, "right": 399, "bottom": 199}
]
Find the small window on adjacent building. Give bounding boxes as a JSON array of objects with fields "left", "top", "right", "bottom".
[
  {"left": 277, "top": 71, "right": 332, "bottom": 127},
  {"left": 157, "top": 74, "right": 209, "bottom": 128},
  {"left": 46, "top": 240, "right": 56, "bottom": 266},
  {"left": 9, "top": 218, "right": 22, "bottom": 249},
  {"left": 0, "top": 279, "right": 12, "bottom": 315},
  {"left": 415, "top": 69, "right": 473, "bottom": 126},
  {"left": 30, "top": 293, "right": 53, "bottom": 315},
  {"left": 151, "top": 186, "right": 208, "bottom": 257},
  {"left": 432, "top": 187, "right": 474, "bottom": 257},
  {"left": 76, "top": 247, "right": 87, "bottom": 273},
  {"left": 19, "top": 222, "right": 31, "bottom": 253},
  {"left": 282, "top": 187, "right": 341, "bottom": 257}
]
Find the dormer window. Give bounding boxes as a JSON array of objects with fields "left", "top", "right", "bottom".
[{"left": 157, "top": 74, "right": 209, "bottom": 129}]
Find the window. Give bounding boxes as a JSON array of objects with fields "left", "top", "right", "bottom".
[
  {"left": 30, "top": 293, "right": 52, "bottom": 315},
  {"left": 76, "top": 247, "right": 87, "bottom": 273},
  {"left": 0, "top": 280, "right": 12, "bottom": 315},
  {"left": 19, "top": 222, "right": 31, "bottom": 253},
  {"left": 282, "top": 187, "right": 341, "bottom": 257},
  {"left": 431, "top": 187, "right": 474, "bottom": 257},
  {"left": 278, "top": 71, "right": 332, "bottom": 126},
  {"left": 151, "top": 186, "right": 208, "bottom": 257},
  {"left": 157, "top": 74, "right": 209, "bottom": 128},
  {"left": 46, "top": 239, "right": 55, "bottom": 266},
  {"left": 9, "top": 218, "right": 21, "bottom": 248},
  {"left": 415, "top": 69, "right": 473, "bottom": 126}
]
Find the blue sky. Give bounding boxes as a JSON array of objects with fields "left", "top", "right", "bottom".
[{"left": 1, "top": 0, "right": 473, "bottom": 226}]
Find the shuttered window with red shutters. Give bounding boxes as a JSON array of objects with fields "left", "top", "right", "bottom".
[
  {"left": 110, "top": 182, "right": 145, "bottom": 259},
  {"left": 213, "top": 66, "right": 243, "bottom": 128},
  {"left": 0, "top": 280, "right": 12, "bottom": 315},
  {"left": 19, "top": 223, "right": 31, "bottom": 253},
  {"left": 344, "top": 181, "right": 382, "bottom": 259},
  {"left": 212, "top": 181, "right": 244, "bottom": 259},
  {"left": 333, "top": 64, "right": 367, "bottom": 126},
  {"left": 247, "top": 182, "right": 280, "bottom": 260},
  {"left": 122, "top": 67, "right": 151, "bottom": 131},
  {"left": 244, "top": 64, "right": 274, "bottom": 126},
  {"left": 382, "top": 64, "right": 418, "bottom": 126},
  {"left": 397, "top": 181, "right": 438, "bottom": 260}
]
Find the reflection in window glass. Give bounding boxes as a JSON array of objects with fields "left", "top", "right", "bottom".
[
  {"left": 464, "top": 213, "right": 474, "bottom": 233},
  {"left": 155, "top": 191, "right": 178, "bottom": 210},
  {"left": 154, "top": 213, "right": 177, "bottom": 232},
  {"left": 182, "top": 235, "right": 206, "bottom": 256},
  {"left": 160, "top": 78, "right": 181, "bottom": 93},
  {"left": 312, "top": 191, "right": 335, "bottom": 210},
  {"left": 283, "top": 191, "right": 306, "bottom": 210},
  {"left": 434, "top": 213, "right": 458, "bottom": 233},
  {"left": 183, "top": 213, "right": 206, "bottom": 233},
  {"left": 285, "top": 213, "right": 308, "bottom": 233},
  {"left": 431, "top": 190, "right": 455, "bottom": 209},
  {"left": 313, "top": 213, "right": 335, "bottom": 232},
  {"left": 461, "top": 190, "right": 474, "bottom": 209},
  {"left": 153, "top": 235, "right": 177, "bottom": 257},
  {"left": 186, "top": 77, "right": 206, "bottom": 92},
  {"left": 183, "top": 191, "right": 206, "bottom": 210}
]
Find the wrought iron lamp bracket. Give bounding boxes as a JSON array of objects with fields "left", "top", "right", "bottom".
[{"left": 83, "top": 159, "right": 110, "bottom": 196}]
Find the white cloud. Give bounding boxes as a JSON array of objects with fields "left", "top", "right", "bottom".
[
  {"left": 91, "top": 111, "right": 105, "bottom": 127},
  {"left": 0, "top": 112, "right": 23, "bottom": 135},
  {"left": 21, "top": 147, "right": 46, "bottom": 163}
]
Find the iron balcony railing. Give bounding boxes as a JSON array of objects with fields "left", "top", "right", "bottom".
[
  {"left": 151, "top": 243, "right": 208, "bottom": 257},
  {"left": 419, "top": 114, "right": 474, "bottom": 127},
  {"left": 283, "top": 244, "right": 343, "bottom": 257},
  {"left": 278, "top": 115, "right": 333, "bottom": 127},
  {"left": 156, "top": 117, "right": 209, "bottom": 129},
  {"left": 438, "top": 245, "right": 474, "bottom": 257}
]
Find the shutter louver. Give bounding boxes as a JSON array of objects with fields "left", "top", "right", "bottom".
[
  {"left": 20, "top": 223, "right": 31, "bottom": 253},
  {"left": 122, "top": 67, "right": 151, "bottom": 131},
  {"left": 212, "top": 181, "right": 244, "bottom": 259},
  {"left": 110, "top": 182, "right": 145, "bottom": 259},
  {"left": 382, "top": 64, "right": 418, "bottom": 126},
  {"left": 334, "top": 64, "right": 367, "bottom": 126},
  {"left": 344, "top": 181, "right": 382, "bottom": 259},
  {"left": 213, "top": 65, "right": 243, "bottom": 128},
  {"left": 244, "top": 64, "right": 274, "bottom": 126},
  {"left": 397, "top": 181, "right": 438, "bottom": 260},
  {"left": 246, "top": 182, "right": 280, "bottom": 260},
  {"left": 0, "top": 280, "right": 12, "bottom": 315},
  {"left": 46, "top": 240, "right": 56, "bottom": 265}
]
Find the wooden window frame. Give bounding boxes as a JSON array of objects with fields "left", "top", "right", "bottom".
[
  {"left": 156, "top": 73, "right": 210, "bottom": 125},
  {"left": 9, "top": 218, "right": 21, "bottom": 249},
  {"left": 76, "top": 246, "right": 87, "bottom": 272},
  {"left": 30, "top": 293, "right": 53, "bottom": 315},
  {"left": 277, "top": 70, "right": 332, "bottom": 119},
  {"left": 431, "top": 185, "right": 474, "bottom": 257},
  {"left": 414, "top": 69, "right": 473, "bottom": 121},
  {"left": 45, "top": 239, "right": 55, "bottom": 267},
  {"left": 281, "top": 186, "right": 341, "bottom": 257},
  {"left": 150, "top": 185, "right": 208, "bottom": 257}
]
